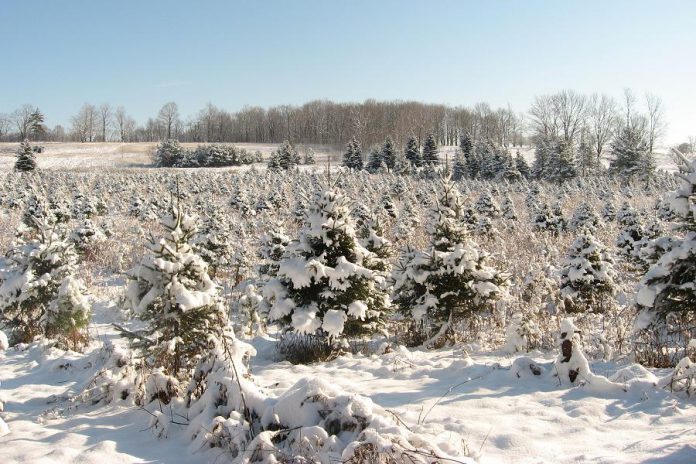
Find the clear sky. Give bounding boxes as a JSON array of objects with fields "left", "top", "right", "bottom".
[{"left": 0, "top": 0, "right": 694, "bottom": 143}]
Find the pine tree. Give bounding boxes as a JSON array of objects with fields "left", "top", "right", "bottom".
[
  {"left": 380, "top": 136, "right": 398, "bottom": 172},
  {"left": 501, "top": 194, "right": 517, "bottom": 220},
  {"left": 559, "top": 233, "right": 616, "bottom": 313},
  {"left": 391, "top": 178, "right": 507, "bottom": 346},
  {"left": 123, "top": 203, "right": 229, "bottom": 381},
  {"left": 404, "top": 135, "right": 421, "bottom": 167},
  {"left": 421, "top": 133, "right": 439, "bottom": 167},
  {"left": 343, "top": 137, "right": 358, "bottom": 171},
  {"left": 263, "top": 189, "right": 390, "bottom": 345},
  {"left": 0, "top": 216, "right": 81, "bottom": 344},
  {"left": 349, "top": 139, "right": 363, "bottom": 171},
  {"left": 549, "top": 140, "right": 577, "bottom": 183},
  {"left": 615, "top": 203, "right": 645, "bottom": 266},
  {"left": 569, "top": 203, "right": 600, "bottom": 234},
  {"left": 532, "top": 137, "right": 553, "bottom": 180},
  {"left": 635, "top": 157, "right": 696, "bottom": 365},
  {"left": 459, "top": 133, "right": 473, "bottom": 160},
  {"left": 276, "top": 140, "right": 299, "bottom": 170},
  {"left": 366, "top": 148, "right": 383, "bottom": 173},
  {"left": 14, "top": 140, "right": 37, "bottom": 172},
  {"left": 609, "top": 125, "right": 649, "bottom": 180},
  {"left": 29, "top": 108, "right": 46, "bottom": 140},
  {"left": 475, "top": 191, "right": 500, "bottom": 218},
  {"left": 515, "top": 150, "right": 531, "bottom": 179},
  {"left": 452, "top": 151, "right": 467, "bottom": 180}
]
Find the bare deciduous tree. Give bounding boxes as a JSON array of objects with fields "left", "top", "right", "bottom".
[{"left": 157, "top": 102, "right": 180, "bottom": 139}]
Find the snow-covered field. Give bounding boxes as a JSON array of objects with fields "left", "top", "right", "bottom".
[
  {"left": 0, "top": 145, "right": 694, "bottom": 463},
  {"left": 0, "top": 142, "right": 678, "bottom": 172},
  {"left": 0, "top": 142, "right": 342, "bottom": 171},
  {"left": 2, "top": 313, "right": 695, "bottom": 463}
]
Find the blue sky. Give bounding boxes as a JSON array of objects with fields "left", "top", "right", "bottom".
[{"left": 0, "top": 0, "right": 694, "bottom": 143}]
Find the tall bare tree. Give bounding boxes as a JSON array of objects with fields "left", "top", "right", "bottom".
[
  {"left": 98, "top": 103, "right": 113, "bottom": 142},
  {"left": 157, "top": 102, "right": 180, "bottom": 139},
  {"left": 588, "top": 93, "right": 617, "bottom": 162},
  {"left": 645, "top": 93, "right": 665, "bottom": 154},
  {"left": 115, "top": 106, "right": 136, "bottom": 142}
]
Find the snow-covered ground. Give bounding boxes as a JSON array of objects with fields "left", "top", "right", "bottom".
[
  {"left": 0, "top": 142, "right": 678, "bottom": 172},
  {"left": 2, "top": 300, "right": 695, "bottom": 463},
  {"left": 0, "top": 142, "right": 341, "bottom": 171}
]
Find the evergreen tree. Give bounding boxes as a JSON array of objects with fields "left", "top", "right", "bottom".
[
  {"left": 263, "top": 189, "right": 390, "bottom": 344},
  {"left": 569, "top": 202, "right": 600, "bottom": 234},
  {"left": 380, "top": 136, "right": 398, "bottom": 172},
  {"left": 343, "top": 137, "right": 360, "bottom": 171},
  {"left": 404, "top": 135, "right": 421, "bottom": 167},
  {"left": 0, "top": 215, "right": 82, "bottom": 344},
  {"left": 609, "top": 125, "right": 649, "bottom": 180},
  {"left": 154, "top": 139, "right": 185, "bottom": 167},
  {"left": 515, "top": 150, "right": 531, "bottom": 179},
  {"left": 501, "top": 194, "right": 517, "bottom": 220},
  {"left": 559, "top": 233, "right": 616, "bottom": 313},
  {"left": 123, "top": 204, "right": 229, "bottom": 381},
  {"left": 532, "top": 137, "right": 553, "bottom": 180},
  {"left": 636, "top": 157, "right": 696, "bottom": 365},
  {"left": 452, "top": 151, "right": 467, "bottom": 180},
  {"left": 366, "top": 148, "right": 383, "bottom": 173},
  {"left": 277, "top": 140, "right": 300, "bottom": 170},
  {"left": 549, "top": 140, "right": 577, "bottom": 183},
  {"left": 391, "top": 178, "right": 507, "bottom": 346},
  {"left": 14, "top": 140, "right": 37, "bottom": 172},
  {"left": 421, "top": 133, "right": 439, "bottom": 167},
  {"left": 459, "top": 133, "right": 473, "bottom": 160},
  {"left": 29, "top": 108, "right": 46, "bottom": 140}
]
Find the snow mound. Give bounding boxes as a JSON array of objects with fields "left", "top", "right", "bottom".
[{"left": 0, "top": 330, "right": 8, "bottom": 351}]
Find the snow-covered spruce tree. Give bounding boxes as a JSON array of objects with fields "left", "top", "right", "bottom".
[
  {"left": 404, "top": 135, "right": 421, "bottom": 168},
  {"left": 365, "top": 148, "right": 383, "bottom": 173},
  {"left": 0, "top": 217, "right": 84, "bottom": 345},
  {"left": 615, "top": 203, "right": 645, "bottom": 267},
  {"left": 46, "top": 276, "right": 91, "bottom": 350},
  {"left": 256, "top": 224, "right": 291, "bottom": 283},
  {"left": 635, "top": 154, "right": 696, "bottom": 366},
  {"left": 153, "top": 139, "right": 185, "bottom": 167},
  {"left": 533, "top": 202, "right": 566, "bottom": 236},
  {"left": 421, "top": 133, "right": 439, "bottom": 167},
  {"left": 559, "top": 232, "right": 616, "bottom": 314},
  {"left": 515, "top": 150, "right": 531, "bottom": 179},
  {"left": 501, "top": 194, "right": 518, "bottom": 220},
  {"left": 609, "top": 124, "right": 649, "bottom": 181},
  {"left": 548, "top": 140, "right": 577, "bottom": 183},
  {"left": 380, "top": 136, "right": 397, "bottom": 173},
  {"left": 263, "top": 188, "right": 390, "bottom": 359},
  {"left": 343, "top": 137, "right": 361, "bottom": 172},
  {"left": 452, "top": 151, "right": 467, "bottom": 180},
  {"left": 123, "top": 203, "right": 230, "bottom": 381},
  {"left": 532, "top": 137, "right": 553, "bottom": 180},
  {"left": 569, "top": 202, "right": 600, "bottom": 234},
  {"left": 475, "top": 191, "right": 500, "bottom": 218},
  {"left": 14, "top": 140, "right": 37, "bottom": 172},
  {"left": 192, "top": 209, "right": 233, "bottom": 278},
  {"left": 391, "top": 177, "right": 507, "bottom": 347}
]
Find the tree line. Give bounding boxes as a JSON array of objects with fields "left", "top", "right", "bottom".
[{"left": 2, "top": 91, "right": 693, "bottom": 157}]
